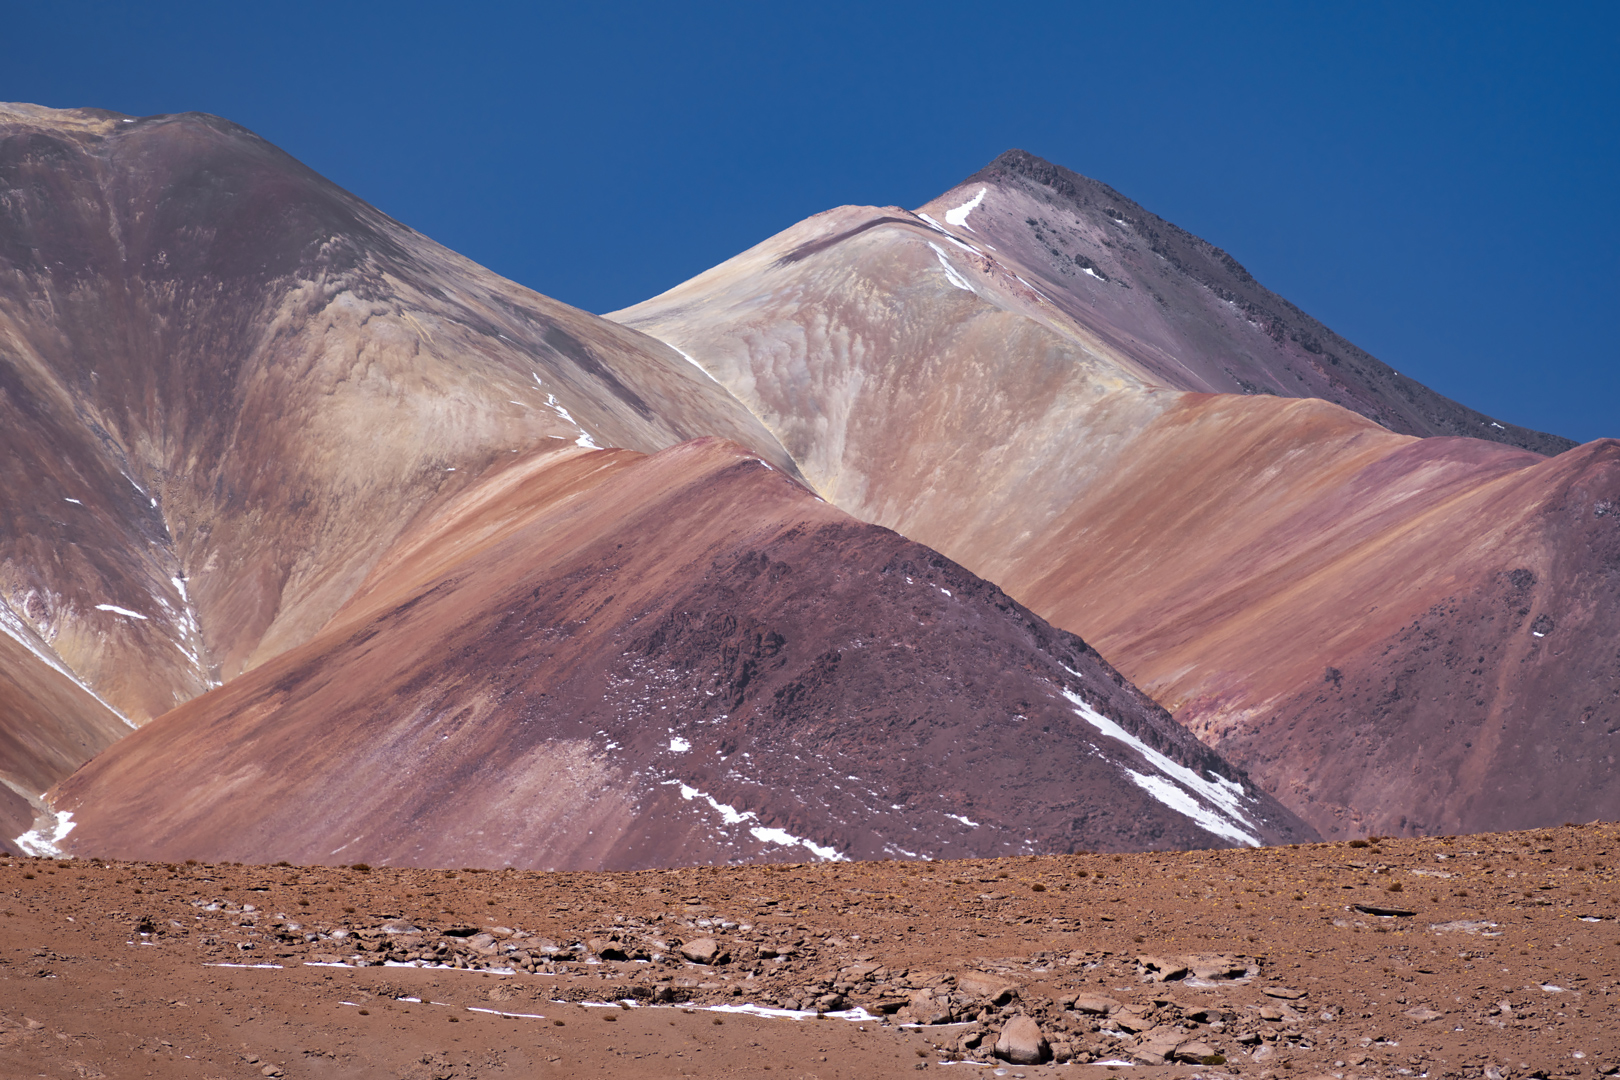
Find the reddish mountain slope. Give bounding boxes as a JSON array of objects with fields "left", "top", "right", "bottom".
[
  {"left": 610, "top": 165, "right": 1618, "bottom": 838},
  {"left": 52, "top": 439, "right": 1313, "bottom": 869}
]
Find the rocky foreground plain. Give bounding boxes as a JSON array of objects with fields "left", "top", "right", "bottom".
[{"left": 2, "top": 825, "right": 1618, "bottom": 1078}]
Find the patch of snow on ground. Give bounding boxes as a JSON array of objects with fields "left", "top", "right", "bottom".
[
  {"left": 748, "top": 825, "right": 846, "bottom": 862},
  {"left": 1062, "top": 688, "right": 1260, "bottom": 846},
  {"left": 927, "top": 243, "right": 975, "bottom": 292},
  {"left": 14, "top": 807, "right": 76, "bottom": 857},
  {"left": 669, "top": 736, "right": 691, "bottom": 752},
  {"left": 171, "top": 576, "right": 188, "bottom": 603},
  {"left": 945, "top": 813, "right": 980, "bottom": 827},
  {"left": 63, "top": 498, "right": 81, "bottom": 505},
  {"left": 666, "top": 779, "right": 846, "bottom": 860},
  {"left": 944, "top": 187, "right": 986, "bottom": 229},
  {"left": 1124, "top": 770, "right": 1259, "bottom": 847},
  {"left": 94, "top": 604, "right": 148, "bottom": 620}
]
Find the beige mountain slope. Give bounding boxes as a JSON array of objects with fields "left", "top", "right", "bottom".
[
  {"left": 609, "top": 156, "right": 1620, "bottom": 839},
  {"left": 0, "top": 103, "right": 792, "bottom": 799}
]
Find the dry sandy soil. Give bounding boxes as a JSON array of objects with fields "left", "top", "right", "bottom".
[{"left": 3, "top": 825, "right": 1618, "bottom": 1079}]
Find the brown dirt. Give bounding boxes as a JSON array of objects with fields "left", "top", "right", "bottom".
[{"left": 4, "top": 826, "right": 1618, "bottom": 1078}]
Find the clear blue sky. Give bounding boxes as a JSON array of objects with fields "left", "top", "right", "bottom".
[{"left": 6, "top": 1, "right": 1616, "bottom": 442}]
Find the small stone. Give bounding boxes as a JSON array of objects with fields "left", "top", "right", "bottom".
[
  {"left": 1261, "top": 986, "right": 1305, "bottom": 999},
  {"left": 1403, "top": 1006, "right": 1443, "bottom": 1022},
  {"left": 260, "top": 1066, "right": 283, "bottom": 1078},
  {"left": 994, "top": 1014, "right": 1048, "bottom": 1065}
]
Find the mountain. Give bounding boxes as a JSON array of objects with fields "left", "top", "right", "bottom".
[
  {"left": 52, "top": 438, "right": 1313, "bottom": 868},
  {"left": 0, "top": 102, "right": 792, "bottom": 804},
  {"left": 945, "top": 150, "right": 1572, "bottom": 455},
  {"left": 609, "top": 152, "right": 1618, "bottom": 838}
]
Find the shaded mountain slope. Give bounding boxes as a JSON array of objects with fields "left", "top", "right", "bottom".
[
  {"left": 610, "top": 170, "right": 1618, "bottom": 838},
  {"left": 51, "top": 439, "right": 1313, "bottom": 869},
  {"left": 940, "top": 150, "right": 1572, "bottom": 455},
  {"left": 0, "top": 102, "right": 792, "bottom": 801},
  {"left": 0, "top": 607, "right": 128, "bottom": 848}
]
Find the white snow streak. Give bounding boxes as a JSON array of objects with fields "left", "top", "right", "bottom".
[
  {"left": 667, "top": 780, "right": 847, "bottom": 861},
  {"left": 94, "top": 604, "right": 148, "bottom": 620},
  {"left": 944, "top": 187, "right": 986, "bottom": 228},
  {"left": 670, "top": 344, "right": 722, "bottom": 385},
  {"left": 668, "top": 736, "right": 691, "bottom": 753},
  {"left": 747, "top": 825, "right": 846, "bottom": 862},
  {"left": 1062, "top": 688, "right": 1260, "bottom": 846},
  {"left": 927, "top": 243, "right": 974, "bottom": 292},
  {"left": 944, "top": 813, "right": 980, "bottom": 828}
]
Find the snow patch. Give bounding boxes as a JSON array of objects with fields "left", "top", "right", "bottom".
[
  {"left": 944, "top": 813, "right": 980, "bottom": 828},
  {"left": 94, "top": 604, "right": 148, "bottom": 620},
  {"left": 668, "top": 736, "right": 691, "bottom": 753},
  {"left": 14, "top": 807, "right": 76, "bottom": 857},
  {"left": 665, "top": 779, "right": 846, "bottom": 861},
  {"left": 927, "top": 243, "right": 975, "bottom": 292},
  {"left": 944, "top": 187, "right": 986, "bottom": 229},
  {"left": 1062, "top": 688, "right": 1260, "bottom": 846},
  {"left": 63, "top": 498, "right": 81, "bottom": 506},
  {"left": 748, "top": 825, "right": 846, "bottom": 862}
]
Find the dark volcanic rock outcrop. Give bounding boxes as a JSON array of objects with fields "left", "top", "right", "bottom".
[
  {"left": 52, "top": 439, "right": 1313, "bottom": 869},
  {"left": 0, "top": 103, "right": 790, "bottom": 800}
]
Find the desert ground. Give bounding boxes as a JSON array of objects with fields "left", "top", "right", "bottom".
[{"left": 3, "top": 825, "right": 1618, "bottom": 1078}]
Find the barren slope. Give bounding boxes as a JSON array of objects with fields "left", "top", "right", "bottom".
[
  {"left": 610, "top": 163, "right": 1619, "bottom": 839},
  {"left": 934, "top": 150, "right": 1572, "bottom": 455},
  {"left": 50, "top": 438, "right": 1312, "bottom": 869},
  {"left": 0, "top": 103, "right": 792, "bottom": 798}
]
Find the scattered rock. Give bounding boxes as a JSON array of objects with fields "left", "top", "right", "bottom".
[
  {"left": 1185, "top": 954, "right": 1251, "bottom": 980},
  {"left": 1137, "top": 954, "right": 1189, "bottom": 981},
  {"left": 994, "top": 1014, "right": 1048, "bottom": 1065},
  {"left": 1262, "top": 986, "right": 1305, "bottom": 1000},
  {"left": 587, "top": 937, "right": 628, "bottom": 961},
  {"left": 957, "top": 972, "right": 1018, "bottom": 1006},
  {"left": 1068, "top": 993, "right": 1121, "bottom": 1016},
  {"left": 679, "top": 937, "right": 725, "bottom": 965},
  {"left": 1172, "top": 1039, "right": 1221, "bottom": 1064},
  {"left": 1403, "top": 1007, "right": 1443, "bottom": 1022}
]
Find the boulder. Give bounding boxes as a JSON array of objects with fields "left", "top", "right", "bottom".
[
  {"left": 1068, "top": 993, "right": 1121, "bottom": 1015},
  {"left": 1137, "top": 954, "right": 1189, "bottom": 981},
  {"left": 679, "top": 937, "right": 725, "bottom": 965},
  {"left": 1172, "top": 1039, "right": 1222, "bottom": 1064},
  {"left": 994, "top": 1014, "right": 1048, "bottom": 1065},
  {"left": 957, "top": 972, "right": 1018, "bottom": 1006}
]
